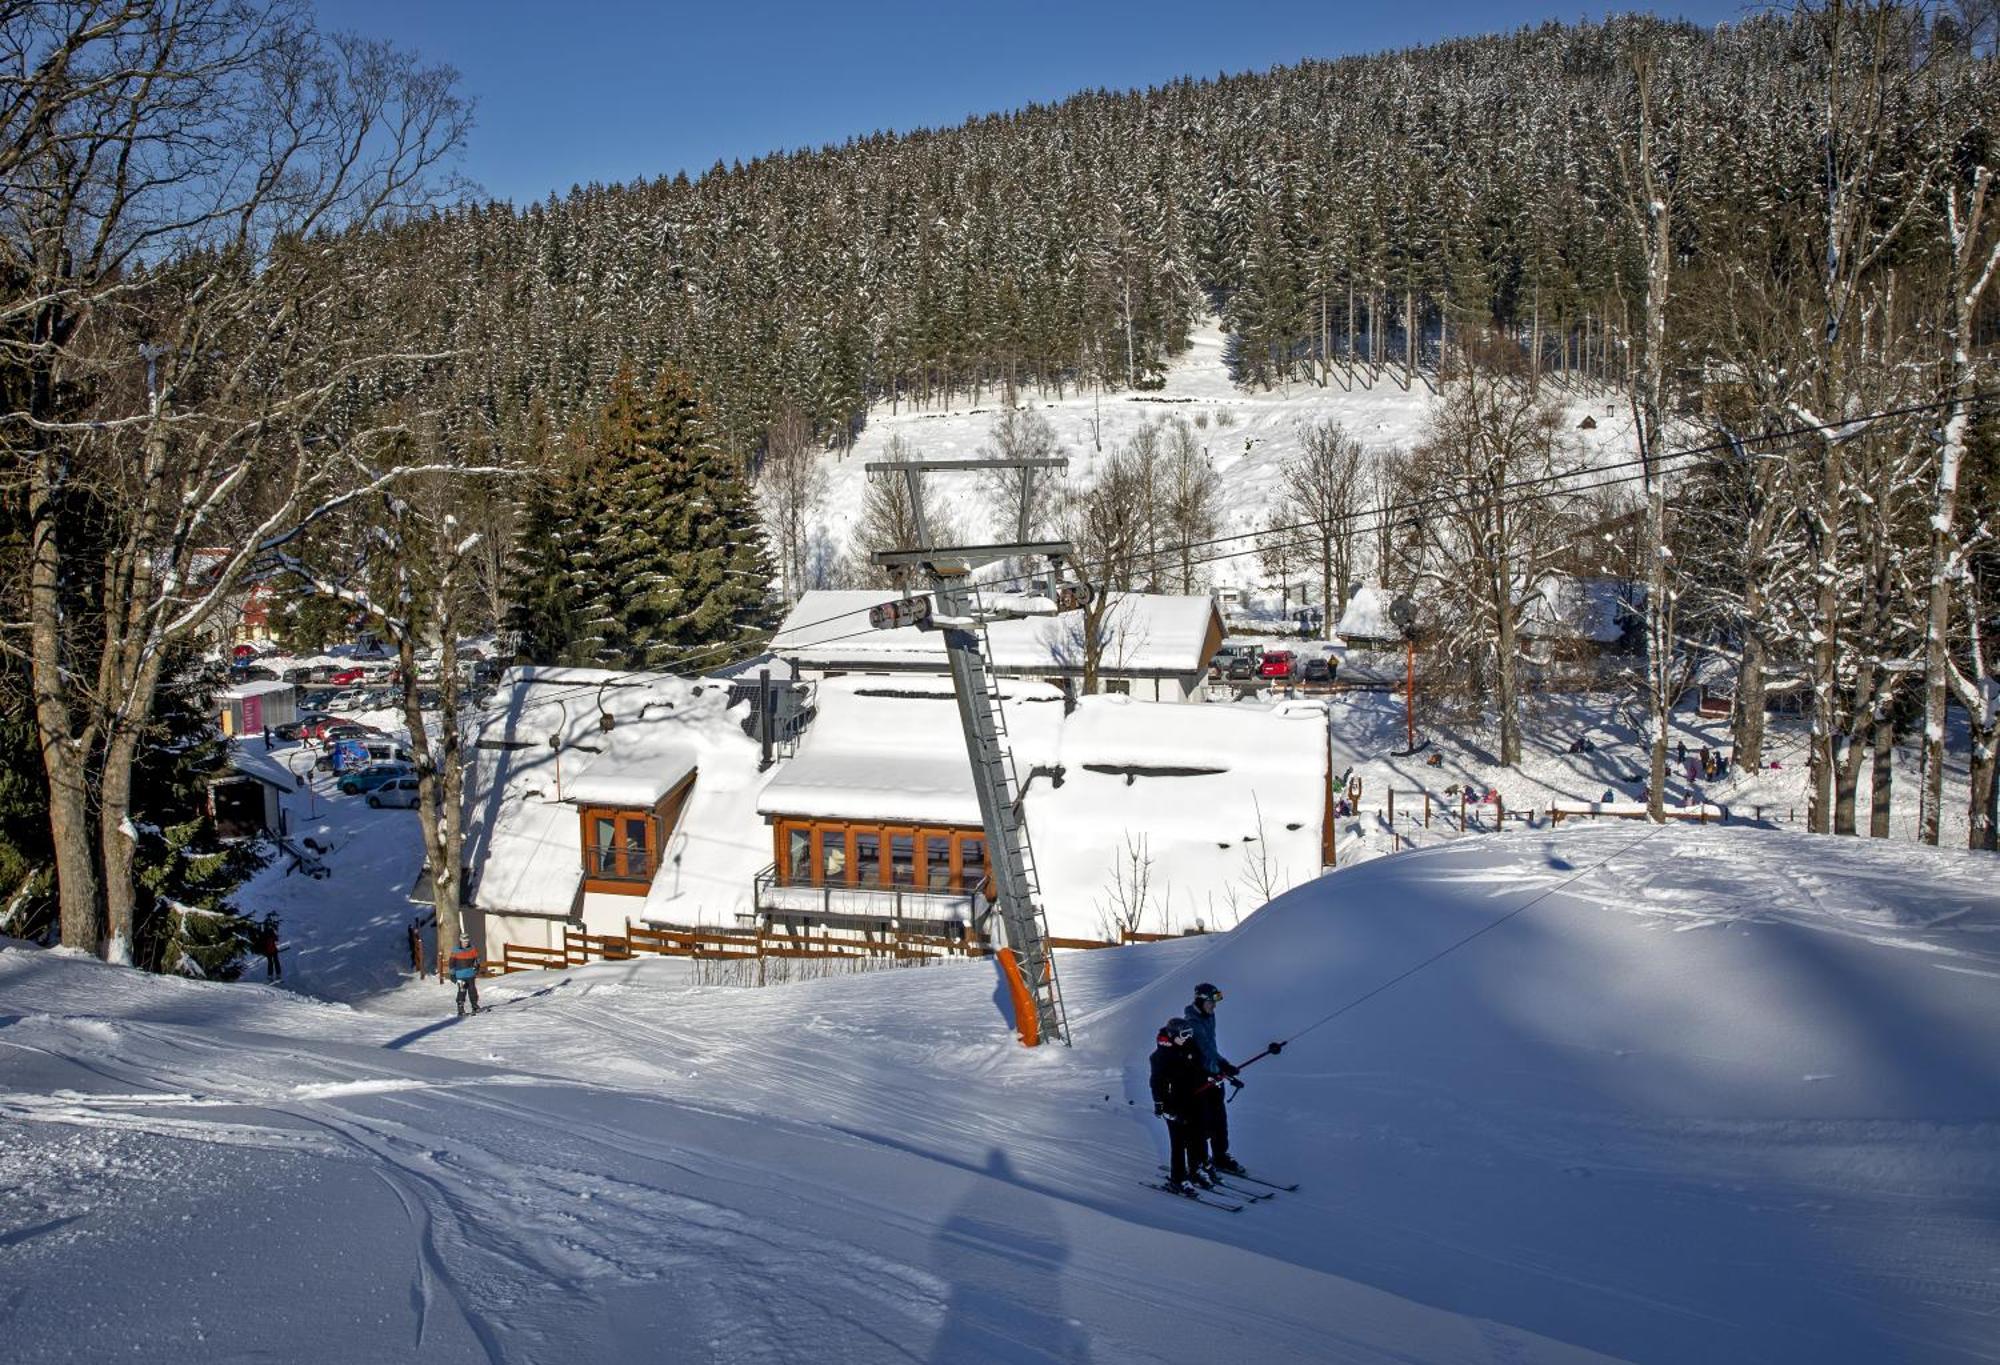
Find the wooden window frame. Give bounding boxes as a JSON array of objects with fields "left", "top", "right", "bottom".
[
  {"left": 579, "top": 772, "right": 695, "bottom": 897},
  {"left": 770, "top": 818, "right": 989, "bottom": 894}
]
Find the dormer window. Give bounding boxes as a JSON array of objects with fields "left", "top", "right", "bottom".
[
  {"left": 574, "top": 769, "right": 696, "bottom": 897},
  {"left": 586, "top": 808, "right": 655, "bottom": 883}
]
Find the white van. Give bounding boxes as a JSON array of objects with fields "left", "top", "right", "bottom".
[{"left": 367, "top": 776, "right": 421, "bottom": 809}]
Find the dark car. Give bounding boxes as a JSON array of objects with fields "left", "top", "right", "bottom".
[
  {"left": 338, "top": 762, "right": 413, "bottom": 796},
  {"left": 1226, "top": 654, "right": 1256, "bottom": 681},
  {"left": 1301, "top": 656, "right": 1331, "bottom": 684}
]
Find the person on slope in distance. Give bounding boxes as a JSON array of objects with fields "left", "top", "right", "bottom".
[
  {"left": 1149, "top": 1018, "right": 1213, "bottom": 1194},
  {"left": 1184, "top": 982, "right": 1247, "bottom": 1177},
  {"left": 448, "top": 931, "right": 482, "bottom": 1016}
]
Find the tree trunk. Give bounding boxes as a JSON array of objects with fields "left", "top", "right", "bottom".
[
  {"left": 97, "top": 725, "right": 144, "bottom": 965},
  {"left": 1319, "top": 532, "right": 1335, "bottom": 645},
  {"left": 1869, "top": 708, "right": 1894, "bottom": 838},
  {"left": 1971, "top": 720, "right": 1997, "bottom": 852}
]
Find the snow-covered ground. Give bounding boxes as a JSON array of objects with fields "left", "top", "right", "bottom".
[
  {"left": 1323, "top": 688, "right": 1980, "bottom": 863},
  {"left": 809, "top": 315, "right": 1639, "bottom": 590},
  {"left": 4, "top": 824, "right": 1996, "bottom": 1363}
]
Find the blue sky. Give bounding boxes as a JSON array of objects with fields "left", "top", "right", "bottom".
[{"left": 322, "top": 1, "right": 1749, "bottom": 206}]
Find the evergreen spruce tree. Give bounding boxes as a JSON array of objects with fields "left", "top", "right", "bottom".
[
  {"left": 503, "top": 400, "right": 592, "bottom": 664},
  {"left": 128, "top": 657, "right": 264, "bottom": 978},
  {"left": 579, "top": 367, "right": 776, "bottom": 670}
]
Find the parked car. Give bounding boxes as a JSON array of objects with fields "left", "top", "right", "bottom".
[
  {"left": 232, "top": 643, "right": 259, "bottom": 662},
  {"left": 1301, "top": 656, "right": 1331, "bottom": 684},
  {"left": 324, "top": 688, "right": 369, "bottom": 713},
  {"left": 367, "top": 776, "right": 421, "bottom": 809},
  {"left": 338, "top": 761, "right": 413, "bottom": 796},
  {"left": 1225, "top": 654, "right": 1256, "bottom": 681},
  {"left": 233, "top": 664, "right": 279, "bottom": 682},
  {"left": 296, "top": 714, "right": 334, "bottom": 742},
  {"left": 1258, "top": 650, "right": 1297, "bottom": 680},
  {"left": 329, "top": 667, "right": 366, "bottom": 686}
]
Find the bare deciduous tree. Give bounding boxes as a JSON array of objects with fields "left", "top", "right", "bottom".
[
  {"left": 758, "top": 408, "right": 830, "bottom": 605},
  {"left": 2, "top": 2, "right": 471, "bottom": 960},
  {"left": 1283, "top": 418, "right": 1368, "bottom": 636},
  {"left": 1392, "top": 345, "right": 1579, "bottom": 767}
]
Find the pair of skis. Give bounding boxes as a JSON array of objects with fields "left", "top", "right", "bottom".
[{"left": 1146, "top": 1167, "right": 1299, "bottom": 1212}]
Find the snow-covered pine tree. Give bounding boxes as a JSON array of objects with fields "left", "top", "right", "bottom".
[
  {"left": 128, "top": 657, "right": 263, "bottom": 978},
  {"left": 504, "top": 407, "right": 590, "bottom": 665},
  {"left": 648, "top": 370, "right": 777, "bottom": 668},
  {"left": 580, "top": 368, "right": 774, "bottom": 671}
]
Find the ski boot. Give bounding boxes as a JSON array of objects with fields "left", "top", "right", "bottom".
[{"left": 1211, "top": 1156, "right": 1247, "bottom": 1177}]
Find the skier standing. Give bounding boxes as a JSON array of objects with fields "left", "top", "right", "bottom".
[
  {"left": 1183, "top": 982, "right": 1246, "bottom": 1176},
  {"left": 447, "top": 932, "right": 481, "bottom": 1016},
  {"left": 257, "top": 914, "right": 283, "bottom": 982},
  {"left": 1149, "top": 1018, "right": 1213, "bottom": 1194}
]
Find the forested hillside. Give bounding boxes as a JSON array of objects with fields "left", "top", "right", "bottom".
[{"left": 356, "top": 11, "right": 1994, "bottom": 456}]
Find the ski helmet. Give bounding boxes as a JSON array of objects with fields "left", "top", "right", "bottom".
[
  {"left": 1193, "top": 982, "right": 1223, "bottom": 1007},
  {"left": 458, "top": 932, "right": 471, "bottom": 947},
  {"left": 1158, "top": 1018, "right": 1194, "bottom": 1046}
]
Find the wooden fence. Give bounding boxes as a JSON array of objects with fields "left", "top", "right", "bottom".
[{"left": 492, "top": 920, "right": 1198, "bottom": 976}]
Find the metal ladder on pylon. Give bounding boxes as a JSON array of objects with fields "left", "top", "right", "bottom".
[{"left": 972, "top": 617, "right": 1068, "bottom": 1043}]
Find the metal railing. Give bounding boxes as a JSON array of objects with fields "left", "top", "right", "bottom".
[{"left": 752, "top": 864, "right": 984, "bottom": 929}]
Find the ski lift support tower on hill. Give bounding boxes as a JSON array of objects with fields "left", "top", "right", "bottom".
[{"left": 866, "top": 452, "right": 1084, "bottom": 1047}]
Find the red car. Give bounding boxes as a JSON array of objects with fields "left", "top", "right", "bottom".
[
  {"left": 329, "top": 667, "right": 366, "bottom": 686},
  {"left": 1257, "top": 650, "right": 1296, "bottom": 680},
  {"left": 231, "top": 643, "right": 258, "bottom": 662}
]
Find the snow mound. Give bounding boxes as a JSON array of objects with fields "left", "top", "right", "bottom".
[{"left": 1090, "top": 823, "right": 2000, "bottom": 1363}]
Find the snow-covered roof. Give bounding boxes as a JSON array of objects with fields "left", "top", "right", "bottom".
[
  {"left": 757, "top": 678, "right": 1329, "bottom": 937},
  {"left": 1518, "top": 577, "right": 1636, "bottom": 644},
  {"left": 758, "top": 676, "right": 1066, "bottom": 827},
  {"left": 1034, "top": 696, "right": 1328, "bottom": 935},
  {"left": 771, "top": 590, "right": 1221, "bottom": 677},
  {"left": 221, "top": 680, "right": 294, "bottom": 700},
  {"left": 222, "top": 743, "right": 298, "bottom": 790},
  {"left": 463, "top": 668, "right": 775, "bottom": 921}
]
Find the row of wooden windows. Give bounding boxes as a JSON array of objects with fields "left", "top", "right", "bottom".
[{"left": 775, "top": 820, "right": 990, "bottom": 896}]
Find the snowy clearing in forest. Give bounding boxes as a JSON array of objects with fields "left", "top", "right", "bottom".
[
  {"left": 4, "top": 825, "right": 1997, "bottom": 1363},
  {"left": 807, "top": 315, "right": 1639, "bottom": 592}
]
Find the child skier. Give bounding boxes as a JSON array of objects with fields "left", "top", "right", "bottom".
[
  {"left": 447, "top": 932, "right": 481, "bottom": 1016},
  {"left": 1149, "top": 1017, "right": 1213, "bottom": 1194}
]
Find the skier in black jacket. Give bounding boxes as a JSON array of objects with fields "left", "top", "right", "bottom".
[{"left": 1149, "top": 1017, "right": 1213, "bottom": 1193}]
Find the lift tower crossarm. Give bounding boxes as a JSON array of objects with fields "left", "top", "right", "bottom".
[
  {"left": 861, "top": 457, "right": 1069, "bottom": 474},
  {"left": 869, "top": 542, "right": 1072, "bottom": 570}
]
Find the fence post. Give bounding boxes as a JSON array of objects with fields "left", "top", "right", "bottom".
[
  {"left": 1495, "top": 793, "right": 1504, "bottom": 826},
  {"left": 1424, "top": 792, "right": 1431, "bottom": 827},
  {"left": 1388, "top": 790, "right": 1395, "bottom": 824}
]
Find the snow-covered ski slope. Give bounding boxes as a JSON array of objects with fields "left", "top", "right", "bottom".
[
  {"left": 812, "top": 317, "right": 1638, "bottom": 584},
  {"left": 4, "top": 825, "right": 1997, "bottom": 1363}
]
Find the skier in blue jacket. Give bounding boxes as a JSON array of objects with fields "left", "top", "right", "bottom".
[{"left": 1183, "top": 982, "right": 1246, "bottom": 1176}]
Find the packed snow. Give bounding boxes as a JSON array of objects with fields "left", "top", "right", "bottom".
[{"left": 4, "top": 824, "right": 1996, "bottom": 1363}]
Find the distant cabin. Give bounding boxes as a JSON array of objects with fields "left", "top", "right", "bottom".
[
  {"left": 771, "top": 590, "right": 1225, "bottom": 704},
  {"left": 207, "top": 745, "right": 294, "bottom": 840}
]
